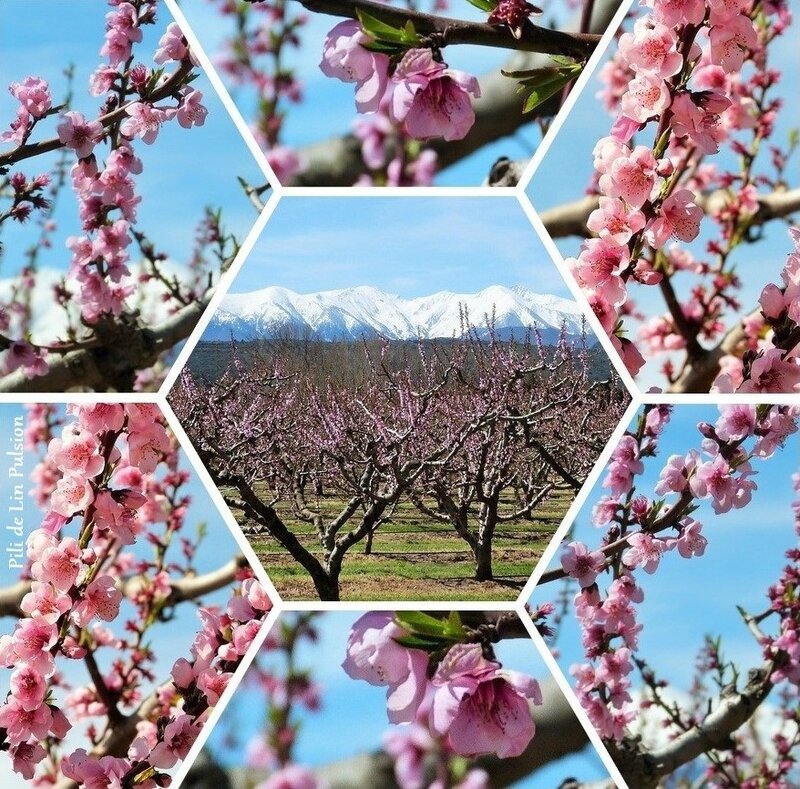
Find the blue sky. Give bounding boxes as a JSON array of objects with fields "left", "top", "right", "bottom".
[
  {"left": 0, "top": 0, "right": 263, "bottom": 277},
  {"left": 0, "top": 403, "right": 247, "bottom": 788},
  {"left": 532, "top": 405, "right": 799, "bottom": 692},
  {"left": 206, "top": 611, "right": 612, "bottom": 786},
  {"left": 228, "top": 196, "right": 573, "bottom": 297},
  {"left": 526, "top": 13, "right": 799, "bottom": 387},
  {"left": 176, "top": 0, "right": 581, "bottom": 185}
]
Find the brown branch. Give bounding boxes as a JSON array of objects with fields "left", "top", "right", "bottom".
[
  {"left": 607, "top": 663, "right": 775, "bottom": 788},
  {"left": 297, "top": 0, "right": 600, "bottom": 56},
  {"left": 0, "top": 294, "right": 210, "bottom": 393},
  {"left": 122, "top": 554, "right": 248, "bottom": 604},
  {"left": 0, "top": 62, "right": 194, "bottom": 167}
]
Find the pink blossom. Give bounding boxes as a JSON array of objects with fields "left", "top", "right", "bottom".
[
  {"left": 587, "top": 197, "right": 646, "bottom": 245},
  {"left": 266, "top": 146, "right": 301, "bottom": 184},
  {"left": 620, "top": 72, "right": 671, "bottom": 124},
  {"left": 618, "top": 19, "right": 683, "bottom": 77},
  {"left": 10, "top": 76, "right": 52, "bottom": 118},
  {"left": 56, "top": 111, "right": 103, "bottom": 158},
  {"left": 127, "top": 422, "right": 170, "bottom": 472},
  {"left": 72, "top": 575, "right": 123, "bottom": 627},
  {"left": 342, "top": 612, "right": 428, "bottom": 723},
  {"left": 599, "top": 145, "right": 658, "bottom": 209},
  {"left": 0, "top": 341, "right": 49, "bottom": 378},
  {"left": 176, "top": 88, "right": 208, "bottom": 129},
  {"left": 33, "top": 536, "right": 82, "bottom": 590},
  {"left": 9, "top": 742, "right": 47, "bottom": 780},
  {"left": 647, "top": 0, "right": 706, "bottom": 26},
  {"left": 709, "top": 17, "right": 758, "bottom": 72},
  {"left": 0, "top": 699, "right": 53, "bottom": 745},
  {"left": 120, "top": 102, "right": 167, "bottom": 144},
  {"left": 320, "top": 20, "right": 389, "bottom": 113},
  {"left": 760, "top": 282, "right": 786, "bottom": 319},
  {"left": 622, "top": 532, "right": 667, "bottom": 573},
  {"left": 149, "top": 715, "right": 202, "bottom": 768},
  {"left": 61, "top": 749, "right": 129, "bottom": 789},
  {"left": 154, "top": 22, "right": 189, "bottom": 64},
  {"left": 390, "top": 49, "right": 480, "bottom": 141},
  {"left": 670, "top": 91, "right": 731, "bottom": 153},
  {"left": 383, "top": 724, "right": 433, "bottom": 789},
  {"left": 654, "top": 452, "right": 695, "bottom": 495},
  {"left": 48, "top": 425, "right": 105, "bottom": 477},
  {"left": 739, "top": 349, "right": 800, "bottom": 393},
  {"left": 428, "top": 643, "right": 541, "bottom": 758},
  {"left": 560, "top": 541, "right": 606, "bottom": 587},
  {"left": 690, "top": 453, "right": 756, "bottom": 513},
  {"left": 258, "top": 764, "right": 319, "bottom": 789},
  {"left": 50, "top": 472, "right": 94, "bottom": 517},
  {"left": 10, "top": 666, "right": 47, "bottom": 711},
  {"left": 569, "top": 237, "right": 630, "bottom": 306},
  {"left": 670, "top": 518, "right": 707, "bottom": 558},
  {"left": 7, "top": 619, "right": 57, "bottom": 676},
  {"left": 715, "top": 405, "right": 756, "bottom": 441},
  {"left": 646, "top": 189, "right": 703, "bottom": 248},
  {"left": 20, "top": 581, "right": 72, "bottom": 624}
]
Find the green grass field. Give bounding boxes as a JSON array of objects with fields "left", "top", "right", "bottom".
[{"left": 226, "top": 485, "right": 572, "bottom": 601}]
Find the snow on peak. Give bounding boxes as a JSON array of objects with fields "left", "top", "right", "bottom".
[{"left": 204, "top": 285, "right": 587, "bottom": 343}]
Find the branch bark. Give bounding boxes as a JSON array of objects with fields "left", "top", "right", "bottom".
[
  {"left": 297, "top": 0, "right": 600, "bottom": 56},
  {"left": 607, "top": 663, "right": 775, "bottom": 788},
  {"left": 0, "top": 294, "right": 210, "bottom": 393}
]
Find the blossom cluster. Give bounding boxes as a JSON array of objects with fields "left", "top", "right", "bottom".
[
  {"left": 559, "top": 405, "right": 799, "bottom": 739},
  {"left": 0, "top": 1, "right": 210, "bottom": 385},
  {"left": 568, "top": 0, "right": 796, "bottom": 390},
  {"left": 321, "top": 21, "right": 480, "bottom": 144},
  {"left": 0, "top": 404, "right": 271, "bottom": 785},
  {"left": 342, "top": 612, "right": 541, "bottom": 759}
]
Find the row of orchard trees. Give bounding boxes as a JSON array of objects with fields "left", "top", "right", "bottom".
[{"left": 172, "top": 328, "right": 628, "bottom": 600}]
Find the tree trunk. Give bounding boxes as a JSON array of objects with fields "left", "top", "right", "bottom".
[
  {"left": 474, "top": 538, "right": 494, "bottom": 581},
  {"left": 364, "top": 529, "right": 374, "bottom": 555},
  {"left": 313, "top": 573, "right": 340, "bottom": 601}
]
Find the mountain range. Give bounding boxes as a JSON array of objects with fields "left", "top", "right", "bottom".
[{"left": 202, "top": 285, "right": 588, "bottom": 344}]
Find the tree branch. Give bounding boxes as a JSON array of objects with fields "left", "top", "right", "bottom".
[
  {"left": 538, "top": 187, "right": 800, "bottom": 239},
  {"left": 0, "top": 62, "right": 194, "bottom": 167},
  {"left": 0, "top": 554, "right": 245, "bottom": 617},
  {"left": 297, "top": 0, "right": 600, "bottom": 56},
  {"left": 0, "top": 294, "right": 210, "bottom": 393}
]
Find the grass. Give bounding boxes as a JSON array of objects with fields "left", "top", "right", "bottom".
[{"left": 226, "top": 484, "right": 572, "bottom": 601}]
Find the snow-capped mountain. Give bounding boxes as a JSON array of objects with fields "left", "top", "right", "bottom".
[{"left": 203, "top": 285, "right": 588, "bottom": 343}]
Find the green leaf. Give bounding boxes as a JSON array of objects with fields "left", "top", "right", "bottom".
[
  {"left": 395, "top": 610, "right": 449, "bottom": 637},
  {"left": 443, "top": 611, "right": 466, "bottom": 638},
  {"left": 502, "top": 63, "right": 583, "bottom": 114},
  {"left": 394, "top": 634, "right": 450, "bottom": 652},
  {"left": 357, "top": 9, "right": 420, "bottom": 46},
  {"left": 464, "top": 0, "right": 498, "bottom": 11}
]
